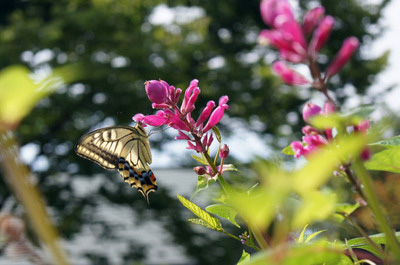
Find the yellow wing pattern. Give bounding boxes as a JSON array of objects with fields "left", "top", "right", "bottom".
[{"left": 75, "top": 124, "right": 157, "bottom": 203}]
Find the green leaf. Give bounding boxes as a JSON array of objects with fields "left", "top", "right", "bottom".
[
  {"left": 241, "top": 241, "right": 352, "bottom": 265},
  {"left": 297, "top": 224, "right": 308, "bottom": 243},
  {"left": 292, "top": 191, "right": 336, "bottom": 229},
  {"left": 335, "top": 203, "right": 360, "bottom": 216},
  {"left": 365, "top": 146, "right": 400, "bottom": 173},
  {"left": 191, "top": 154, "right": 208, "bottom": 165},
  {"left": 0, "top": 64, "right": 81, "bottom": 129},
  {"left": 191, "top": 176, "right": 216, "bottom": 199},
  {"left": 206, "top": 204, "right": 241, "bottom": 228},
  {"left": 188, "top": 218, "right": 215, "bottom": 229},
  {"left": 342, "top": 105, "right": 375, "bottom": 119},
  {"left": 282, "top": 145, "right": 295, "bottom": 156},
  {"left": 177, "top": 194, "right": 222, "bottom": 230},
  {"left": 237, "top": 250, "right": 250, "bottom": 265},
  {"left": 369, "top": 135, "right": 400, "bottom": 148},
  {"left": 333, "top": 203, "right": 360, "bottom": 222},
  {"left": 304, "top": 230, "right": 326, "bottom": 244},
  {"left": 212, "top": 126, "right": 222, "bottom": 143}
]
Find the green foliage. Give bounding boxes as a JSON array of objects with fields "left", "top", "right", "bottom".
[
  {"left": 241, "top": 241, "right": 352, "bottom": 265},
  {"left": 365, "top": 145, "right": 400, "bottom": 173},
  {"left": 177, "top": 194, "right": 222, "bottom": 231},
  {"left": 237, "top": 250, "right": 250, "bottom": 265},
  {"left": 206, "top": 204, "right": 241, "bottom": 228}
]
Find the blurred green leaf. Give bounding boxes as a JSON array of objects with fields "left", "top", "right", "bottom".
[
  {"left": 0, "top": 64, "right": 81, "bottom": 129},
  {"left": 212, "top": 126, "right": 222, "bottom": 143},
  {"left": 365, "top": 146, "right": 400, "bottom": 173},
  {"left": 293, "top": 134, "right": 365, "bottom": 194},
  {"left": 310, "top": 113, "right": 361, "bottom": 131},
  {"left": 241, "top": 241, "right": 352, "bottom": 265},
  {"left": 282, "top": 144, "right": 295, "bottom": 156},
  {"left": 206, "top": 204, "right": 241, "bottom": 228},
  {"left": 237, "top": 250, "right": 250, "bottom": 265},
  {"left": 177, "top": 194, "right": 222, "bottom": 230},
  {"left": 292, "top": 191, "right": 336, "bottom": 229},
  {"left": 369, "top": 135, "right": 400, "bottom": 148},
  {"left": 296, "top": 224, "right": 326, "bottom": 244},
  {"left": 333, "top": 203, "right": 360, "bottom": 222}
]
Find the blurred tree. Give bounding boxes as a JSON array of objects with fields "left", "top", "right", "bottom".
[{"left": 0, "top": 0, "right": 391, "bottom": 264}]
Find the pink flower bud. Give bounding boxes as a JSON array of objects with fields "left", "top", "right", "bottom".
[
  {"left": 323, "top": 101, "right": 336, "bottom": 114},
  {"left": 203, "top": 96, "right": 229, "bottom": 133},
  {"left": 272, "top": 61, "right": 310, "bottom": 86},
  {"left": 303, "top": 134, "right": 328, "bottom": 147},
  {"left": 145, "top": 80, "right": 168, "bottom": 104},
  {"left": 175, "top": 131, "right": 191, "bottom": 140},
  {"left": 260, "top": 0, "right": 294, "bottom": 27},
  {"left": 302, "top": 6, "right": 325, "bottom": 36},
  {"left": 302, "top": 125, "right": 320, "bottom": 135},
  {"left": 302, "top": 102, "right": 322, "bottom": 123},
  {"left": 181, "top": 79, "right": 199, "bottom": 113},
  {"left": 187, "top": 141, "right": 203, "bottom": 152},
  {"left": 196, "top": 101, "right": 216, "bottom": 128},
  {"left": 355, "top": 119, "right": 370, "bottom": 132},
  {"left": 308, "top": 16, "right": 334, "bottom": 57},
  {"left": 291, "top": 141, "right": 306, "bottom": 158},
  {"left": 326, "top": 37, "right": 359, "bottom": 78},
  {"left": 194, "top": 166, "right": 207, "bottom": 175},
  {"left": 360, "top": 148, "right": 371, "bottom": 161},
  {"left": 219, "top": 144, "right": 229, "bottom": 159}
]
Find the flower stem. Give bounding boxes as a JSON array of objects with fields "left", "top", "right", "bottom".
[{"left": 352, "top": 158, "right": 400, "bottom": 262}]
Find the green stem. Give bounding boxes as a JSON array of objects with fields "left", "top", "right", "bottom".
[{"left": 352, "top": 159, "right": 400, "bottom": 262}]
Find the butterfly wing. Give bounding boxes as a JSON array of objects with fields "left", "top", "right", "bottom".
[{"left": 75, "top": 124, "right": 157, "bottom": 203}]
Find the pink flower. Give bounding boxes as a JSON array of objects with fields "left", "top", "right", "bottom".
[
  {"left": 134, "top": 79, "right": 229, "bottom": 154},
  {"left": 259, "top": 0, "right": 308, "bottom": 63},
  {"left": 272, "top": 61, "right": 310, "bottom": 85},
  {"left": 219, "top": 144, "right": 229, "bottom": 159},
  {"left": 302, "top": 102, "right": 322, "bottom": 123},
  {"left": 322, "top": 101, "right": 336, "bottom": 114},
  {"left": 203, "top": 96, "right": 229, "bottom": 133},
  {"left": 145, "top": 80, "right": 169, "bottom": 104},
  {"left": 291, "top": 141, "right": 306, "bottom": 158},
  {"left": 325, "top": 37, "right": 359, "bottom": 78},
  {"left": 260, "top": 0, "right": 294, "bottom": 28},
  {"left": 302, "top": 6, "right": 325, "bottom": 36},
  {"left": 308, "top": 16, "right": 334, "bottom": 57}
]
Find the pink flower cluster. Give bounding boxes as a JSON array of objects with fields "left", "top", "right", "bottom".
[
  {"left": 291, "top": 102, "right": 370, "bottom": 160},
  {"left": 133, "top": 79, "right": 229, "bottom": 153},
  {"left": 259, "top": 0, "right": 359, "bottom": 85}
]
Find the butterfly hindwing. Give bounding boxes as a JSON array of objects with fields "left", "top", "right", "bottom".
[{"left": 75, "top": 124, "right": 157, "bottom": 202}]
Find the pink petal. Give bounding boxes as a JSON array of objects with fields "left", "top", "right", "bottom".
[
  {"left": 325, "top": 37, "right": 359, "bottom": 78},
  {"left": 272, "top": 61, "right": 310, "bottom": 85},
  {"left": 308, "top": 16, "right": 334, "bottom": 57},
  {"left": 302, "top": 6, "right": 325, "bottom": 36}
]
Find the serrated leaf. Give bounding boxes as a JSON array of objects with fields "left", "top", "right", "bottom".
[
  {"left": 191, "top": 176, "right": 216, "bottom": 199},
  {"left": 188, "top": 218, "right": 215, "bottom": 229},
  {"left": 369, "top": 135, "right": 400, "bottom": 148},
  {"left": 206, "top": 204, "right": 241, "bottom": 228},
  {"left": 365, "top": 146, "right": 400, "bottom": 173},
  {"left": 191, "top": 154, "right": 208, "bottom": 165},
  {"left": 177, "top": 194, "right": 222, "bottom": 230},
  {"left": 212, "top": 126, "right": 222, "bottom": 143},
  {"left": 335, "top": 203, "right": 360, "bottom": 216},
  {"left": 282, "top": 145, "right": 295, "bottom": 155},
  {"left": 237, "top": 250, "right": 250, "bottom": 265}
]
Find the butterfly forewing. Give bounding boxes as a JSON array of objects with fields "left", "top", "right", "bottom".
[{"left": 75, "top": 124, "right": 157, "bottom": 203}]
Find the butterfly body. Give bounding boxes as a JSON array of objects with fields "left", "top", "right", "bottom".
[{"left": 75, "top": 124, "right": 157, "bottom": 203}]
